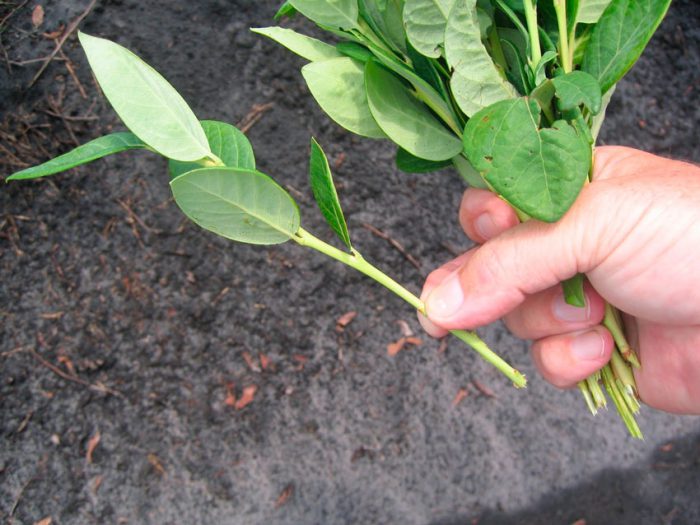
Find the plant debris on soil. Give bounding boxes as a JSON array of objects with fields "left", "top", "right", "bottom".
[{"left": 1, "top": 1, "right": 699, "bottom": 524}]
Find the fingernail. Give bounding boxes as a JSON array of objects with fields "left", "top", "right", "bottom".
[
  {"left": 552, "top": 292, "right": 590, "bottom": 322},
  {"left": 475, "top": 213, "right": 499, "bottom": 240},
  {"left": 425, "top": 271, "right": 464, "bottom": 321},
  {"left": 571, "top": 331, "right": 605, "bottom": 361},
  {"left": 417, "top": 311, "right": 447, "bottom": 338}
]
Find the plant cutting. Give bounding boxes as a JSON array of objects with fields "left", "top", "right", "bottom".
[
  {"left": 6, "top": 32, "right": 526, "bottom": 396},
  {"left": 251, "top": 0, "right": 673, "bottom": 437}
]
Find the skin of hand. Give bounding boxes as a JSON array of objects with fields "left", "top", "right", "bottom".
[{"left": 418, "top": 146, "right": 700, "bottom": 415}]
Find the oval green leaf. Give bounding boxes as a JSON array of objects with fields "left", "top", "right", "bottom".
[
  {"left": 251, "top": 27, "right": 342, "bottom": 62},
  {"left": 365, "top": 60, "right": 462, "bottom": 161},
  {"left": 78, "top": 32, "right": 210, "bottom": 162},
  {"left": 576, "top": 0, "right": 612, "bottom": 24},
  {"left": 551, "top": 71, "right": 602, "bottom": 115},
  {"left": 168, "top": 121, "right": 255, "bottom": 179},
  {"left": 170, "top": 167, "right": 300, "bottom": 245},
  {"left": 403, "top": 0, "right": 456, "bottom": 58},
  {"left": 463, "top": 98, "right": 591, "bottom": 222},
  {"left": 395, "top": 148, "right": 451, "bottom": 173},
  {"left": 288, "top": 0, "right": 359, "bottom": 30},
  {"left": 309, "top": 138, "right": 352, "bottom": 249},
  {"left": 7, "top": 132, "right": 147, "bottom": 181},
  {"left": 302, "top": 57, "right": 386, "bottom": 139},
  {"left": 444, "top": 0, "right": 517, "bottom": 117},
  {"left": 581, "top": 0, "right": 671, "bottom": 94}
]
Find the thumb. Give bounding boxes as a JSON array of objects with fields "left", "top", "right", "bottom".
[{"left": 424, "top": 210, "right": 589, "bottom": 330}]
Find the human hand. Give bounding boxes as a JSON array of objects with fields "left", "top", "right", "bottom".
[{"left": 419, "top": 146, "right": 700, "bottom": 415}]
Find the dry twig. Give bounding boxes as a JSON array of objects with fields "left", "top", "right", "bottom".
[
  {"left": 362, "top": 222, "right": 422, "bottom": 270},
  {"left": 28, "top": 0, "right": 98, "bottom": 88}
]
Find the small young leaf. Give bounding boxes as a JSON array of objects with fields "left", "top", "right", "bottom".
[
  {"left": 309, "top": 138, "right": 352, "bottom": 249},
  {"left": 78, "top": 32, "right": 210, "bottom": 162},
  {"left": 7, "top": 132, "right": 147, "bottom": 181},
  {"left": 365, "top": 60, "right": 462, "bottom": 161},
  {"left": 463, "top": 98, "right": 591, "bottom": 222},
  {"left": 403, "top": 0, "right": 456, "bottom": 58},
  {"left": 396, "top": 148, "right": 452, "bottom": 173},
  {"left": 302, "top": 57, "right": 386, "bottom": 139},
  {"left": 288, "top": 0, "right": 359, "bottom": 30},
  {"left": 444, "top": 0, "right": 518, "bottom": 117},
  {"left": 169, "top": 121, "right": 255, "bottom": 179},
  {"left": 532, "top": 50, "right": 558, "bottom": 86},
  {"left": 274, "top": 1, "right": 298, "bottom": 20},
  {"left": 551, "top": 71, "right": 602, "bottom": 115},
  {"left": 170, "top": 167, "right": 300, "bottom": 245},
  {"left": 562, "top": 274, "right": 587, "bottom": 308},
  {"left": 581, "top": 0, "right": 671, "bottom": 93},
  {"left": 251, "top": 27, "right": 342, "bottom": 62}
]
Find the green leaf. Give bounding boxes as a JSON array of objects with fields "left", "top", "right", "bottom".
[
  {"left": 581, "top": 0, "right": 671, "bottom": 93},
  {"left": 302, "top": 57, "right": 386, "bottom": 139},
  {"left": 452, "top": 154, "right": 488, "bottom": 188},
  {"left": 170, "top": 167, "right": 300, "bottom": 245},
  {"left": 7, "top": 132, "right": 147, "bottom": 181},
  {"left": 366, "top": 43, "right": 460, "bottom": 133},
  {"left": 403, "top": 0, "right": 456, "bottom": 58},
  {"left": 444, "top": 0, "right": 517, "bottom": 117},
  {"left": 533, "top": 50, "right": 557, "bottom": 86},
  {"left": 78, "top": 32, "right": 210, "bottom": 162},
  {"left": 590, "top": 84, "right": 615, "bottom": 141},
  {"left": 251, "top": 27, "right": 342, "bottom": 62},
  {"left": 576, "top": 0, "right": 612, "bottom": 24},
  {"left": 365, "top": 60, "right": 462, "bottom": 162},
  {"left": 551, "top": 71, "right": 602, "bottom": 115},
  {"left": 309, "top": 138, "right": 352, "bottom": 249},
  {"left": 289, "top": 0, "right": 359, "bottom": 30},
  {"left": 336, "top": 41, "right": 373, "bottom": 62},
  {"left": 274, "top": 1, "right": 298, "bottom": 20},
  {"left": 169, "top": 121, "right": 255, "bottom": 180},
  {"left": 562, "top": 274, "right": 586, "bottom": 307},
  {"left": 463, "top": 98, "right": 591, "bottom": 222},
  {"left": 359, "top": 0, "right": 407, "bottom": 55},
  {"left": 396, "top": 148, "right": 452, "bottom": 173}
]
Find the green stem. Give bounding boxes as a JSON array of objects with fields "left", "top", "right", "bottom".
[
  {"left": 587, "top": 371, "right": 607, "bottom": 409},
  {"left": 523, "top": 0, "right": 542, "bottom": 65},
  {"left": 603, "top": 303, "right": 640, "bottom": 367},
  {"left": 553, "top": 0, "right": 572, "bottom": 73},
  {"left": 294, "top": 228, "right": 527, "bottom": 388},
  {"left": 601, "top": 364, "right": 643, "bottom": 439},
  {"left": 578, "top": 380, "right": 596, "bottom": 414}
]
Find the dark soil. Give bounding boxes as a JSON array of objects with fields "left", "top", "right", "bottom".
[{"left": 1, "top": 1, "right": 699, "bottom": 524}]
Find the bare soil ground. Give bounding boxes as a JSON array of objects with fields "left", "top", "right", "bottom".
[{"left": 1, "top": 1, "right": 699, "bottom": 524}]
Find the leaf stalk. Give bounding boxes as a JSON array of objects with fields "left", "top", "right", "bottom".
[{"left": 293, "top": 228, "right": 526, "bottom": 388}]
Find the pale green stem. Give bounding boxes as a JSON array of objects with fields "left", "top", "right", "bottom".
[
  {"left": 603, "top": 303, "right": 640, "bottom": 367},
  {"left": 587, "top": 371, "right": 607, "bottom": 408},
  {"left": 294, "top": 228, "right": 527, "bottom": 388},
  {"left": 523, "top": 0, "right": 542, "bottom": 65},
  {"left": 578, "top": 380, "right": 597, "bottom": 414},
  {"left": 602, "top": 364, "right": 643, "bottom": 439},
  {"left": 553, "top": 0, "right": 572, "bottom": 73},
  {"left": 610, "top": 347, "right": 640, "bottom": 406}
]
